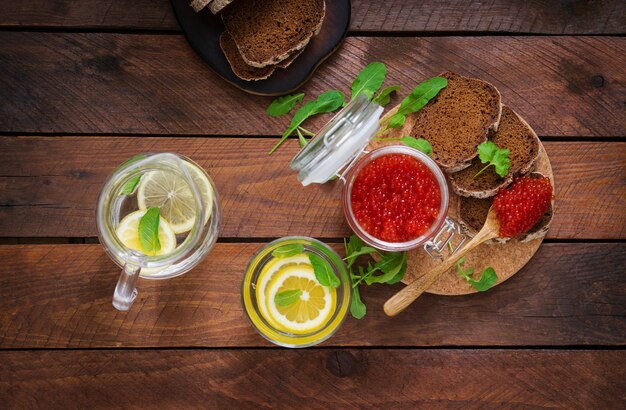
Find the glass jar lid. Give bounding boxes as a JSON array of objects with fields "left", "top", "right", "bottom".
[{"left": 290, "top": 95, "right": 384, "bottom": 186}]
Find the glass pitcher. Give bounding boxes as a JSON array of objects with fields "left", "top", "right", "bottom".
[{"left": 96, "top": 153, "right": 220, "bottom": 311}]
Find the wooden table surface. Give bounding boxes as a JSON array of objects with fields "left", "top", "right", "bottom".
[{"left": 1, "top": 1, "right": 625, "bottom": 408}]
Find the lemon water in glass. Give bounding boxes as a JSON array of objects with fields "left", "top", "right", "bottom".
[{"left": 96, "top": 153, "right": 220, "bottom": 311}]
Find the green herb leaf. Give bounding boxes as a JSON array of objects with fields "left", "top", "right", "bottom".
[
  {"left": 345, "top": 246, "right": 377, "bottom": 268},
  {"left": 401, "top": 136, "right": 432, "bottom": 156},
  {"left": 308, "top": 253, "right": 340, "bottom": 288},
  {"left": 351, "top": 62, "right": 386, "bottom": 101},
  {"left": 467, "top": 267, "right": 498, "bottom": 291},
  {"left": 274, "top": 289, "right": 303, "bottom": 307},
  {"left": 120, "top": 175, "right": 141, "bottom": 195},
  {"left": 269, "top": 90, "right": 345, "bottom": 154},
  {"left": 365, "top": 252, "right": 406, "bottom": 284},
  {"left": 138, "top": 207, "right": 161, "bottom": 255},
  {"left": 297, "top": 129, "right": 309, "bottom": 148},
  {"left": 266, "top": 93, "right": 304, "bottom": 117},
  {"left": 456, "top": 257, "right": 497, "bottom": 292},
  {"left": 385, "top": 76, "right": 448, "bottom": 130},
  {"left": 346, "top": 235, "right": 367, "bottom": 258},
  {"left": 474, "top": 141, "right": 510, "bottom": 178},
  {"left": 350, "top": 285, "right": 367, "bottom": 319},
  {"left": 386, "top": 258, "right": 407, "bottom": 285},
  {"left": 372, "top": 85, "right": 401, "bottom": 107},
  {"left": 272, "top": 243, "right": 305, "bottom": 258}
]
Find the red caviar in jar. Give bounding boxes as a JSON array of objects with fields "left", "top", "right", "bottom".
[
  {"left": 493, "top": 175, "right": 553, "bottom": 238},
  {"left": 350, "top": 154, "right": 441, "bottom": 243}
]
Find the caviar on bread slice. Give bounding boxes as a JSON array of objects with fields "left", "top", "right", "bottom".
[
  {"left": 449, "top": 106, "right": 541, "bottom": 198},
  {"left": 405, "top": 72, "right": 502, "bottom": 173},
  {"left": 456, "top": 172, "right": 554, "bottom": 243}
]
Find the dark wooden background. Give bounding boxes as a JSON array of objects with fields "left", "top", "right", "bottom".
[{"left": 0, "top": 1, "right": 625, "bottom": 408}]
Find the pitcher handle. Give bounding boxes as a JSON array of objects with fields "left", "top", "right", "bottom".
[{"left": 112, "top": 263, "right": 141, "bottom": 311}]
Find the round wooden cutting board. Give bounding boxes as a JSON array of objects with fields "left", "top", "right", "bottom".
[{"left": 370, "top": 107, "right": 554, "bottom": 296}]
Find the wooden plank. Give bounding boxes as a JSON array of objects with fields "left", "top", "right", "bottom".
[
  {"left": 0, "top": 243, "right": 624, "bottom": 348},
  {"left": 0, "top": 0, "right": 624, "bottom": 34},
  {"left": 0, "top": 137, "right": 624, "bottom": 240},
  {"left": 0, "top": 33, "right": 624, "bottom": 136},
  {"left": 1, "top": 349, "right": 624, "bottom": 409}
]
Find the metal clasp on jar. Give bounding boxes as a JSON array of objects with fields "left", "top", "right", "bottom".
[{"left": 423, "top": 217, "right": 467, "bottom": 259}]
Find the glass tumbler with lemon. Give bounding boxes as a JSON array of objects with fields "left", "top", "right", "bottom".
[
  {"left": 242, "top": 237, "right": 351, "bottom": 347},
  {"left": 96, "top": 153, "right": 220, "bottom": 311}
]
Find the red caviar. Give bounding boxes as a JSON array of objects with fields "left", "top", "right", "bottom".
[
  {"left": 493, "top": 175, "right": 553, "bottom": 238},
  {"left": 350, "top": 154, "right": 441, "bottom": 243}
]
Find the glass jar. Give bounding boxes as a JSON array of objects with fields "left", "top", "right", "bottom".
[
  {"left": 96, "top": 153, "right": 220, "bottom": 311},
  {"left": 291, "top": 95, "right": 465, "bottom": 256},
  {"left": 242, "top": 237, "right": 351, "bottom": 348}
]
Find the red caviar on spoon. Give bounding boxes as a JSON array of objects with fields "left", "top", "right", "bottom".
[{"left": 493, "top": 175, "right": 553, "bottom": 238}]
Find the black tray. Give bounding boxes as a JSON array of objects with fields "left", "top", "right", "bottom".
[{"left": 170, "top": 0, "right": 351, "bottom": 96}]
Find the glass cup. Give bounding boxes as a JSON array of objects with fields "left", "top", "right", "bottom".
[
  {"left": 96, "top": 153, "right": 220, "bottom": 311},
  {"left": 242, "top": 237, "right": 351, "bottom": 348}
]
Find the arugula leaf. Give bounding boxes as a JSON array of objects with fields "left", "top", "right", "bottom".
[
  {"left": 269, "top": 90, "right": 345, "bottom": 154},
  {"left": 266, "top": 93, "right": 304, "bottom": 117},
  {"left": 308, "top": 253, "right": 340, "bottom": 288},
  {"left": 467, "top": 267, "right": 497, "bottom": 291},
  {"left": 297, "top": 130, "right": 308, "bottom": 148},
  {"left": 372, "top": 85, "right": 401, "bottom": 107},
  {"left": 346, "top": 235, "right": 367, "bottom": 258},
  {"left": 456, "top": 257, "right": 497, "bottom": 292},
  {"left": 274, "top": 289, "right": 303, "bottom": 307},
  {"left": 138, "top": 207, "right": 161, "bottom": 255},
  {"left": 345, "top": 246, "right": 377, "bottom": 268},
  {"left": 386, "top": 258, "right": 407, "bottom": 285},
  {"left": 401, "top": 136, "right": 432, "bottom": 156},
  {"left": 120, "top": 175, "right": 141, "bottom": 195},
  {"left": 385, "top": 76, "right": 448, "bottom": 130},
  {"left": 272, "top": 243, "right": 305, "bottom": 258},
  {"left": 474, "top": 141, "right": 511, "bottom": 178},
  {"left": 350, "top": 284, "right": 366, "bottom": 319},
  {"left": 365, "top": 252, "right": 406, "bottom": 284},
  {"left": 351, "top": 62, "right": 386, "bottom": 101}
]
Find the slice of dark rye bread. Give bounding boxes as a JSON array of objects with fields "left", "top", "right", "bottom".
[
  {"left": 220, "top": 32, "right": 303, "bottom": 80},
  {"left": 406, "top": 72, "right": 502, "bottom": 173},
  {"left": 449, "top": 106, "right": 541, "bottom": 198},
  {"left": 220, "top": 32, "right": 274, "bottom": 81},
  {"left": 222, "top": 0, "right": 325, "bottom": 68},
  {"left": 456, "top": 173, "right": 553, "bottom": 243}
]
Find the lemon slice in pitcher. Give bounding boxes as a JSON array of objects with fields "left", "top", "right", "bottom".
[
  {"left": 115, "top": 210, "right": 176, "bottom": 256},
  {"left": 265, "top": 264, "right": 336, "bottom": 334},
  {"left": 137, "top": 162, "right": 213, "bottom": 234}
]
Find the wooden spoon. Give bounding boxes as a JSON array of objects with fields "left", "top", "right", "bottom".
[{"left": 383, "top": 206, "right": 500, "bottom": 317}]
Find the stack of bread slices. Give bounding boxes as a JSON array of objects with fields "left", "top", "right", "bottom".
[
  {"left": 401, "top": 72, "right": 552, "bottom": 242},
  {"left": 192, "top": 0, "right": 326, "bottom": 81}
]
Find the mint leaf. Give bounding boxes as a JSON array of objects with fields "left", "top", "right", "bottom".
[
  {"left": 308, "top": 253, "right": 340, "bottom": 288},
  {"left": 266, "top": 93, "right": 304, "bottom": 117},
  {"left": 269, "top": 90, "right": 345, "bottom": 154},
  {"left": 274, "top": 289, "right": 303, "bottom": 307},
  {"left": 350, "top": 285, "right": 366, "bottom": 319},
  {"left": 138, "top": 207, "right": 161, "bottom": 255},
  {"left": 351, "top": 62, "right": 386, "bottom": 101},
  {"left": 474, "top": 141, "right": 510, "bottom": 178},
  {"left": 272, "top": 243, "right": 305, "bottom": 258},
  {"left": 372, "top": 85, "right": 401, "bottom": 107},
  {"left": 385, "top": 76, "right": 447, "bottom": 130},
  {"left": 401, "top": 136, "right": 432, "bottom": 156},
  {"left": 120, "top": 175, "right": 141, "bottom": 196}
]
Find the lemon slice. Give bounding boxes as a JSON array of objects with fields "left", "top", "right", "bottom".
[
  {"left": 137, "top": 161, "right": 213, "bottom": 234},
  {"left": 265, "top": 263, "right": 336, "bottom": 334},
  {"left": 255, "top": 254, "right": 311, "bottom": 329},
  {"left": 115, "top": 210, "right": 177, "bottom": 256}
]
